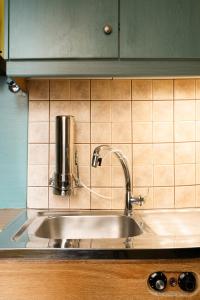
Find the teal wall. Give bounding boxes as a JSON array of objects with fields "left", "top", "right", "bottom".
[{"left": 0, "top": 77, "right": 28, "bottom": 208}]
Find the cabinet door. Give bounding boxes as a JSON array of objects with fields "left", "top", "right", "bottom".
[
  {"left": 9, "top": 0, "right": 118, "bottom": 59},
  {"left": 120, "top": 0, "right": 200, "bottom": 59}
]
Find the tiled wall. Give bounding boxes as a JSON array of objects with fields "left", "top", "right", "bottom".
[{"left": 27, "top": 79, "right": 200, "bottom": 210}]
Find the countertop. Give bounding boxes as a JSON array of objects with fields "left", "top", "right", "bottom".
[{"left": 0, "top": 208, "right": 200, "bottom": 260}]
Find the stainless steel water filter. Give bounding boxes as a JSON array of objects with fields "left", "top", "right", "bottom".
[{"left": 50, "top": 115, "right": 76, "bottom": 196}]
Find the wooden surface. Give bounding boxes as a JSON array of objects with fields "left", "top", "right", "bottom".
[
  {"left": 9, "top": 0, "right": 118, "bottom": 59},
  {"left": 0, "top": 259, "right": 199, "bottom": 299},
  {"left": 120, "top": 0, "right": 200, "bottom": 59}
]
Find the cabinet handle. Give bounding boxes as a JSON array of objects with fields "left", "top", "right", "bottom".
[{"left": 103, "top": 25, "right": 112, "bottom": 35}]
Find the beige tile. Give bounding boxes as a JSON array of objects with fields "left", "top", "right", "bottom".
[
  {"left": 111, "top": 101, "right": 131, "bottom": 122},
  {"left": 49, "top": 189, "right": 69, "bottom": 209},
  {"left": 196, "top": 79, "right": 200, "bottom": 99},
  {"left": 132, "top": 80, "right": 152, "bottom": 100},
  {"left": 174, "top": 100, "right": 195, "bottom": 121},
  {"left": 50, "top": 101, "right": 71, "bottom": 121},
  {"left": 29, "top": 101, "right": 49, "bottom": 122},
  {"left": 28, "top": 165, "right": 48, "bottom": 186},
  {"left": 196, "top": 164, "right": 200, "bottom": 184},
  {"left": 174, "top": 121, "right": 195, "bottom": 142},
  {"left": 79, "top": 166, "right": 90, "bottom": 186},
  {"left": 71, "top": 101, "right": 90, "bottom": 122},
  {"left": 174, "top": 79, "right": 195, "bottom": 100},
  {"left": 133, "top": 165, "right": 153, "bottom": 187},
  {"left": 91, "top": 144, "right": 111, "bottom": 166},
  {"left": 50, "top": 122, "right": 55, "bottom": 143},
  {"left": 111, "top": 80, "right": 131, "bottom": 100},
  {"left": 91, "top": 188, "right": 111, "bottom": 209},
  {"left": 28, "top": 79, "right": 49, "bottom": 100},
  {"left": 111, "top": 144, "right": 132, "bottom": 166},
  {"left": 152, "top": 80, "right": 173, "bottom": 100},
  {"left": 175, "top": 186, "right": 196, "bottom": 208},
  {"left": 28, "top": 122, "right": 49, "bottom": 143},
  {"left": 133, "top": 187, "right": 153, "bottom": 209},
  {"left": 196, "top": 185, "right": 200, "bottom": 207},
  {"left": 132, "top": 101, "right": 152, "bottom": 122},
  {"left": 27, "top": 187, "right": 48, "bottom": 208},
  {"left": 196, "top": 121, "right": 200, "bottom": 141},
  {"left": 76, "top": 122, "right": 90, "bottom": 143},
  {"left": 153, "top": 101, "right": 173, "bottom": 122},
  {"left": 91, "top": 123, "right": 111, "bottom": 143},
  {"left": 49, "top": 143, "right": 55, "bottom": 165},
  {"left": 175, "top": 164, "right": 195, "bottom": 185},
  {"left": 133, "top": 144, "right": 153, "bottom": 165},
  {"left": 50, "top": 79, "right": 70, "bottom": 100},
  {"left": 91, "top": 80, "right": 110, "bottom": 100},
  {"left": 28, "top": 144, "right": 48, "bottom": 165},
  {"left": 196, "top": 142, "right": 200, "bottom": 163},
  {"left": 70, "top": 189, "right": 90, "bottom": 209},
  {"left": 91, "top": 166, "right": 111, "bottom": 187},
  {"left": 76, "top": 144, "right": 90, "bottom": 166},
  {"left": 91, "top": 101, "right": 111, "bottom": 122},
  {"left": 153, "top": 143, "right": 173, "bottom": 165},
  {"left": 175, "top": 142, "right": 195, "bottom": 164},
  {"left": 111, "top": 188, "right": 125, "bottom": 210},
  {"left": 153, "top": 122, "right": 173, "bottom": 143},
  {"left": 154, "top": 165, "right": 174, "bottom": 186},
  {"left": 132, "top": 122, "right": 152, "bottom": 143},
  {"left": 112, "top": 123, "right": 132, "bottom": 143},
  {"left": 70, "top": 79, "right": 90, "bottom": 100},
  {"left": 196, "top": 100, "right": 200, "bottom": 120},
  {"left": 112, "top": 166, "right": 125, "bottom": 187},
  {"left": 154, "top": 187, "right": 174, "bottom": 208}
]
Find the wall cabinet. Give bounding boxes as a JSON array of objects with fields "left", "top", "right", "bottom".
[
  {"left": 120, "top": 0, "right": 200, "bottom": 59},
  {"left": 9, "top": 0, "right": 118, "bottom": 59}
]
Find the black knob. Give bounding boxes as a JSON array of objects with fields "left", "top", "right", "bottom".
[
  {"left": 178, "top": 272, "right": 196, "bottom": 292},
  {"left": 148, "top": 272, "right": 167, "bottom": 292}
]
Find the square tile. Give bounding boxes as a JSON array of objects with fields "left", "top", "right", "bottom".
[
  {"left": 111, "top": 80, "right": 131, "bottom": 100},
  {"left": 112, "top": 188, "right": 125, "bottom": 209},
  {"left": 111, "top": 144, "right": 132, "bottom": 166},
  {"left": 174, "top": 79, "right": 195, "bottom": 100},
  {"left": 28, "top": 165, "right": 48, "bottom": 186},
  {"left": 70, "top": 79, "right": 90, "bottom": 100},
  {"left": 76, "top": 122, "right": 90, "bottom": 143},
  {"left": 174, "top": 100, "right": 195, "bottom": 121},
  {"left": 175, "top": 164, "right": 195, "bottom": 185},
  {"left": 174, "top": 121, "right": 195, "bottom": 142},
  {"left": 154, "top": 165, "right": 174, "bottom": 186},
  {"left": 71, "top": 101, "right": 90, "bottom": 122},
  {"left": 70, "top": 189, "right": 90, "bottom": 209},
  {"left": 133, "top": 187, "right": 153, "bottom": 209},
  {"left": 133, "top": 144, "right": 153, "bottom": 165},
  {"left": 196, "top": 142, "right": 200, "bottom": 163},
  {"left": 196, "top": 100, "right": 200, "bottom": 120},
  {"left": 132, "top": 122, "right": 152, "bottom": 143},
  {"left": 132, "top": 101, "right": 152, "bottom": 122},
  {"left": 132, "top": 80, "right": 152, "bottom": 100},
  {"left": 153, "top": 101, "right": 173, "bottom": 122},
  {"left": 153, "top": 143, "right": 173, "bottom": 165},
  {"left": 133, "top": 165, "right": 153, "bottom": 187},
  {"left": 49, "top": 190, "right": 69, "bottom": 209},
  {"left": 196, "top": 79, "right": 200, "bottom": 99},
  {"left": 76, "top": 144, "right": 91, "bottom": 166},
  {"left": 196, "top": 164, "right": 200, "bottom": 184},
  {"left": 28, "top": 79, "right": 49, "bottom": 100},
  {"left": 196, "top": 185, "right": 200, "bottom": 206},
  {"left": 196, "top": 121, "right": 200, "bottom": 141},
  {"left": 27, "top": 187, "right": 48, "bottom": 208},
  {"left": 50, "top": 79, "right": 70, "bottom": 100},
  {"left": 91, "top": 166, "right": 111, "bottom": 187},
  {"left": 50, "top": 101, "right": 71, "bottom": 121},
  {"left": 152, "top": 80, "right": 173, "bottom": 100},
  {"left": 28, "top": 144, "right": 49, "bottom": 165},
  {"left": 175, "top": 186, "right": 196, "bottom": 208},
  {"left": 175, "top": 142, "right": 195, "bottom": 164},
  {"left": 79, "top": 166, "right": 90, "bottom": 186},
  {"left": 91, "top": 101, "right": 111, "bottom": 122},
  {"left": 153, "top": 187, "right": 174, "bottom": 208},
  {"left": 29, "top": 101, "right": 49, "bottom": 122},
  {"left": 91, "top": 123, "right": 111, "bottom": 143},
  {"left": 112, "top": 166, "right": 125, "bottom": 187},
  {"left": 28, "top": 122, "right": 49, "bottom": 143},
  {"left": 111, "top": 101, "right": 131, "bottom": 122},
  {"left": 91, "top": 188, "right": 111, "bottom": 209},
  {"left": 91, "top": 80, "right": 110, "bottom": 100},
  {"left": 112, "top": 123, "right": 132, "bottom": 143},
  {"left": 153, "top": 122, "right": 173, "bottom": 143}
]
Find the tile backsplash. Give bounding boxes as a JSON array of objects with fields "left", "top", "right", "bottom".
[{"left": 27, "top": 78, "right": 200, "bottom": 210}]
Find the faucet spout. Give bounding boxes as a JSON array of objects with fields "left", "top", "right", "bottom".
[{"left": 92, "top": 145, "right": 144, "bottom": 215}]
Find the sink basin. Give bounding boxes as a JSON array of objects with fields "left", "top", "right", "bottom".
[{"left": 34, "top": 215, "right": 142, "bottom": 239}]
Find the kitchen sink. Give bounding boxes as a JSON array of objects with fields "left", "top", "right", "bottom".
[{"left": 34, "top": 215, "right": 142, "bottom": 239}]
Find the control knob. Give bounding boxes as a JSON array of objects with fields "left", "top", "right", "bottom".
[{"left": 148, "top": 272, "right": 167, "bottom": 292}]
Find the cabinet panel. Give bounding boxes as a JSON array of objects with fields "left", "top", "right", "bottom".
[
  {"left": 9, "top": 0, "right": 118, "bottom": 59},
  {"left": 120, "top": 0, "right": 200, "bottom": 59}
]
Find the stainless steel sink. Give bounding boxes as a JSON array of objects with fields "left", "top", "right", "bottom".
[{"left": 34, "top": 215, "right": 142, "bottom": 239}]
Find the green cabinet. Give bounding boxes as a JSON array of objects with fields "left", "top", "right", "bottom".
[
  {"left": 9, "top": 0, "right": 118, "bottom": 59},
  {"left": 120, "top": 0, "right": 200, "bottom": 59}
]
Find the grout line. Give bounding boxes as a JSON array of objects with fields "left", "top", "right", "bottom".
[
  {"left": 47, "top": 80, "right": 50, "bottom": 209},
  {"left": 195, "top": 79, "right": 197, "bottom": 207},
  {"left": 172, "top": 79, "right": 176, "bottom": 208},
  {"left": 89, "top": 79, "right": 92, "bottom": 210},
  {"left": 151, "top": 80, "right": 154, "bottom": 208}
]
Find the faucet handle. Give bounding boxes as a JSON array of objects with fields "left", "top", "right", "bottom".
[{"left": 130, "top": 195, "right": 145, "bottom": 207}]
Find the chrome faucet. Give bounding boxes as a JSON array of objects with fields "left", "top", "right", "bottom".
[{"left": 92, "top": 145, "right": 144, "bottom": 216}]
